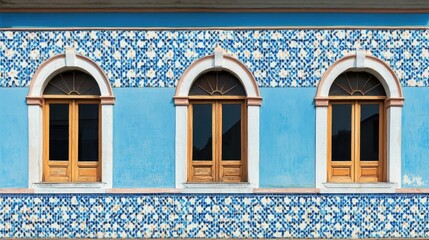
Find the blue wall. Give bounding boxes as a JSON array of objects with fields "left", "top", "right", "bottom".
[
  {"left": 112, "top": 87, "right": 317, "bottom": 188},
  {"left": 112, "top": 88, "right": 176, "bottom": 188},
  {"left": 0, "top": 88, "right": 28, "bottom": 188},
  {"left": 1, "top": 87, "right": 429, "bottom": 189},
  {"left": 0, "top": 12, "right": 428, "bottom": 28},
  {"left": 402, "top": 87, "right": 429, "bottom": 188},
  {"left": 259, "top": 88, "right": 316, "bottom": 188}
]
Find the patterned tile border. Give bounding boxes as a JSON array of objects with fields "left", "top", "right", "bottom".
[
  {"left": 0, "top": 193, "right": 428, "bottom": 238},
  {"left": 0, "top": 29, "right": 428, "bottom": 88}
]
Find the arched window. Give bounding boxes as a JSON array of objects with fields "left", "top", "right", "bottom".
[
  {"left": 328, "top": 71, "right": 386, "bottom": 183},
  {"left": 27, "top": 50, "right": 115, "bottom": 192},
  {"left": 315, "top": 52, "right": 404, "bottom": 193},
  {"left": 43, "top": 70, "right": 101, "bottom": 182},
  {"left": 174, "top": 51, "right": 261, "bottom": 192},
  {"left": 188, "top": 71, "right": 246, "bottom": 182}
]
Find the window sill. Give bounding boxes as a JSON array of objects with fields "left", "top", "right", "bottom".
[
  {"left": 183, "top": 182, "right": 252, "bottom": 193},
  {"left": 32, "top": 182, "right": 107, "bottom": 193},
  {"left": 321, "top": 182, "right": 397, "bottom": 193}
]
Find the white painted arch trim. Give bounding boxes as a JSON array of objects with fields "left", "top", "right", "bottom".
[
  {"left": 175, "top": 54, "right": 260, "bottom": 99},
  {"left": 27, "top": 49, "right": 115, "bottom": 193},
  {"left": 315, "top": 52, "right": 403, "bottom": 193},
  {"left": 175, "top": 51, "right": 261, "bottom": 192},
  {"left": 316, "top": 52, "right": 403, "bottom": 99}
]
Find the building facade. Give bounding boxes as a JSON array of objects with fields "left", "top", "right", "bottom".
[{"left": 0, "top": 1, "right": 429, "bottom": 238}]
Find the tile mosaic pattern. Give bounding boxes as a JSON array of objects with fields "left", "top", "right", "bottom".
[
  {"left": 0, "top": 194, "right": 428, "bottom": 238},
  {"left": 0, "top": 29, "right": 428, "bottom": 88}
]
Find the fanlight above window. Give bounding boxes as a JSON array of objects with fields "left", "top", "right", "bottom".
[
  {"left": 189, "top": 71, "right": 246, "bottom": 96},
  {"left": 43, "top": 70, "right": 101, "bottom": 95},
  {"left": 329, "top": 72, "right": 386, "bottom": 96}
]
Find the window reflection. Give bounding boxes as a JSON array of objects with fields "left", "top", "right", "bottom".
[
  {"left": 78, "top": 104, "right": 99, "bottom": 161},
  {"left": 222, "top": 104, "right": 241, "bottom": 160},
  {"left": 192, "top": 104, "right": 213, "bottom": 161},
  {"left": 49, "top": 104, "right": 69, "bottom": 161},
  {"left": 331, "top": 104, "right": 352, "bottom": 161},
  {"left": 360, "top": 104, "right": 379, "bottom": 161}
]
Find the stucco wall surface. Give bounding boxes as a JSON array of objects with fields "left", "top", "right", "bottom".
[
  {"left": 260, "top": 88, "right": 316, "bottom": 188},
  {"left": 112, "top": 88, "right": 175, "bottom": 188},
  {"left": 1, "top": 87, "right": 429, "bottom": 189},
  {"left": 402, "top": 87, "right": 429, "bottom": 188},
  {"left": 0, "top": 88, "right": 28, "bottom": 188}
]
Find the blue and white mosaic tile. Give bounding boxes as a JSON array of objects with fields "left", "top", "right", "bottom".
[
  {"left": 0, "top": 194, "right": 428, "bottom": 238},
  {"left": 0, "top": 29, "right": 428, "bottom": 88}
]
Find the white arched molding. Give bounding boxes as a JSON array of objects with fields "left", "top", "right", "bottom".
[
  {"left": 315, "top": 52, "right": 404, "bottom": 193},
  {"left": 174, "top": 51, "right": 262, "bottom": 193},
  {"left": 26, "top": 49, "right": 115, "bottom": 193}
]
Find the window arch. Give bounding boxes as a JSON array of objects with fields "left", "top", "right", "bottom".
[
  {"left": 328, "top": 71, "right": 386, "bottom": 183},
  {"left": 188, "top": 71, "right": 246, "bottom": 183},
  {"left": 27, "top": 49, "right": 114, "bottom": 192},
  {"left": 315, "top": 52, "right": 404, "bottom": 193},
  {"left": 174, "top": 51, "right": 261, "bottom": 192}
]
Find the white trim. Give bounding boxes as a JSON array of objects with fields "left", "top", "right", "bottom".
[
  {"left": 321, "top": 182, "right": 397, "bottom": 193},
  {"left": 28, "top": 49, "right": 114, "bottom": 192},
  {"left": 315, "top": 106, "right": 328, "bottom": 189},
  {"left": 33, "top": 183, "right": 107, "bottom": 194},
  {"left": 183, "top": 183, "right": 252, "bottom": 193},
  {"left": 175, "top": 57, "right": 259, "bottom": 100},
  {"left": 175, "top": 52, "right": 261, "bottom": 192},
  {"left": 247, "top": 106, "right": 260, "bottom": 189},
  {"left": 28, "top": 55, "right": 112, "bottom": 98},
  {"left": 387, "top": 106, "right": 402, "bottom": 188},
  {"left": 65, "top": 47, "right": 76, "bottom": 67},
  {"left": 175, "top": 105, "right": 188, "bottom": 189},
  {"left": 315, "top": 52, "right": 403, "bottom": 192},
  {"left": 28, "top": 105, "right": 43, "bottom": 187}
]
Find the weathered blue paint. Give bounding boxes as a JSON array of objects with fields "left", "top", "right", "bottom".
[
  {"left": 402, "top": 87, "right": 429, "bottom": 188},
  {"left": 0, "top": 86, "right": 428, "bottom": 190},
  {"left": 112, "top": 88, "right": 176, "bottom": 188},
  {"left": 0, "top": 88, "right": 28, "bottom": 188},
  {"left": 259, "top": 88, "right": 316, "bottom": 188},
  {"left": 0, "top": 12, "right": 428, "bottom": 28}
]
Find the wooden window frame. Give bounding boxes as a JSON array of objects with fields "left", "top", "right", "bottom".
[
  {"left": 327, "top": 96, "right": 386, "bottom": 183},
  {"left": 43, "top": 97, "right": 101, "bottom": 183},
  {"left": 187, "top": 97, "right": 247, "bottom": 183}
]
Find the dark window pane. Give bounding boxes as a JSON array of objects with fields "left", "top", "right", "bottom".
[
  {"left": 222, "top": 104, "right": 241, "bottom": 160},
  {"left": 192, "top": 104, "right": 212, "bottom": 160},
  {"left": 331, "top": 104, "right": 352, "bottom": 161},
  {"left": 360, "top": 104, "right": 380, "bottom": 161},
  {"left": 78, "top": 104, "right": 99, "bottom": 161},
  {"left": 49, "top": 104, "right": 69, "bottom": 160}
]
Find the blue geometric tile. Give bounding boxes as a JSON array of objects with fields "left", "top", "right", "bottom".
[
  {"left": 0, "top": 29, "right": 428, "bottom": 88},
  {"left": 1, "top": 194, "right": 429, "bottom": 238}
]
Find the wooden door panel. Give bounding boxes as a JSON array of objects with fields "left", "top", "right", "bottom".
[
  {"left": 220, "top": 162, "right": 242, "bottom": 182},
  {"left": 190, "top": 161, "right": 215, "bottom": 182},
  {"left": 45, "top": 161, "right": 71, "bottom": 182},
  {"left": 76, "top": 162, "right": 100, "bottom": 182},
  {"left": 329, "top": 161, "right": 353, "bottom": 182},
  {"left": 357, "top": 161, "right": 380, "bottom": 182}
]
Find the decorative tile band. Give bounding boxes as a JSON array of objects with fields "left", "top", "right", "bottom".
[
  {"left": 0, "top": 193, "right": 428, "bottom": 238},
  {"left": 0, "top": 29, "right": 428, "bottom": 88}
]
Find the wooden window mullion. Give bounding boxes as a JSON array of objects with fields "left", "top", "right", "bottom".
[
  {"left": 70, "top": 100, "right": 77, "bottom": 182},
  {"left": 213, "top": 102, "right": 219, "bottom": 182},
  {"left": 353, "top": 101, "right": 360, "bottom": 182},
  {"left": 380, "top": 103, "right": 385, "bottom": 181}
]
